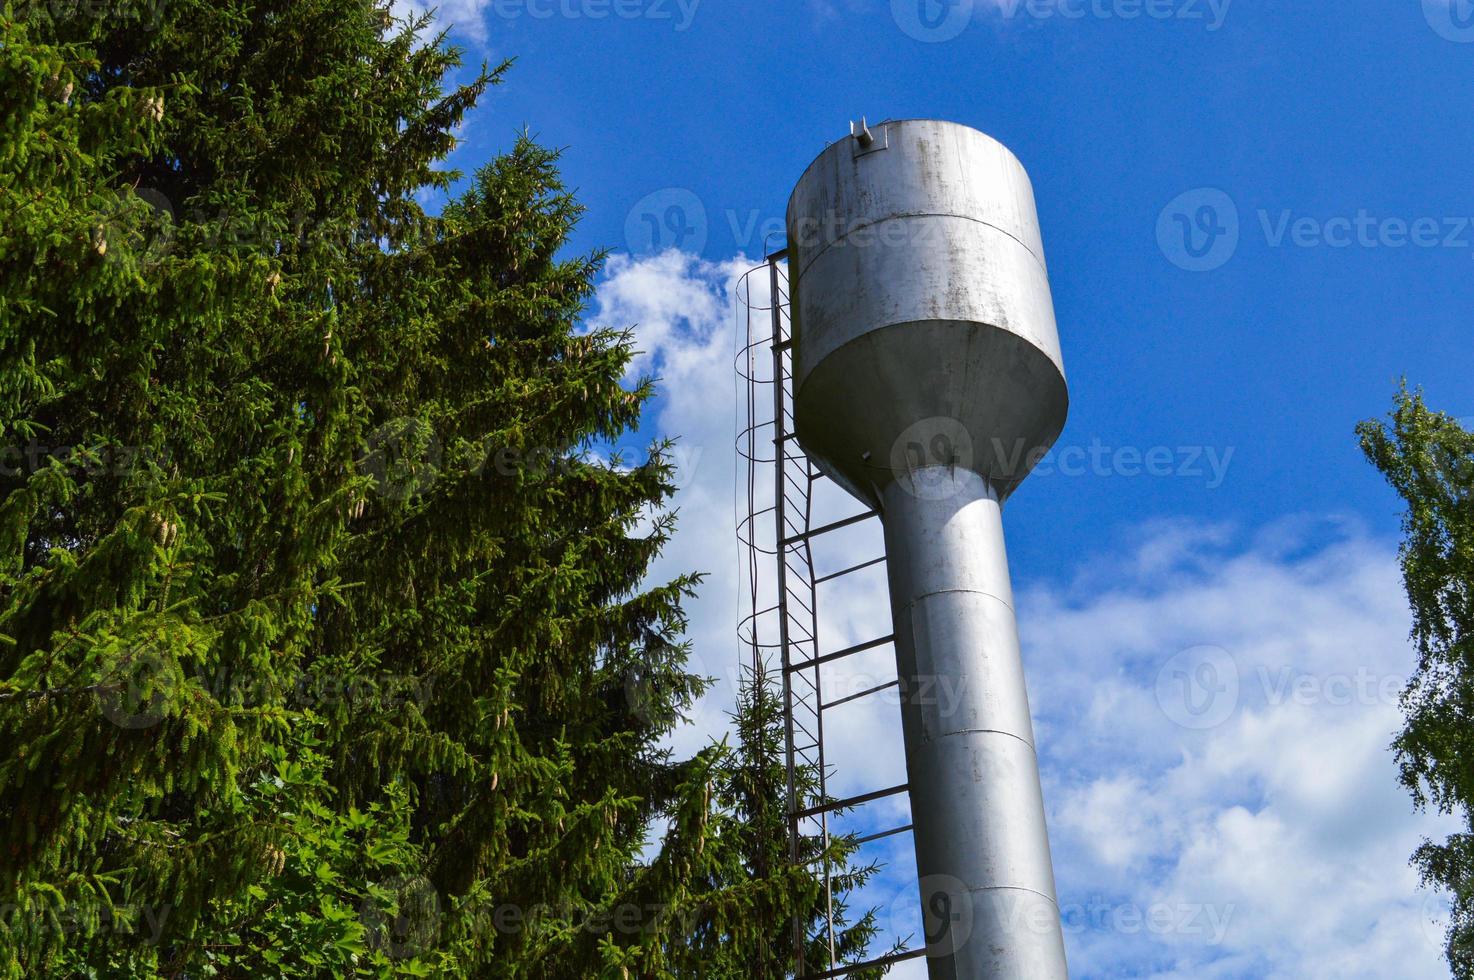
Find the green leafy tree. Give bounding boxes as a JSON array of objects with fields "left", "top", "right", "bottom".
[
  {"left": 0, "top": 2, "right": 875, "bottom": 977},
  {"left": 1359, "top": 386, "right": 1474, "bottom": 978}
]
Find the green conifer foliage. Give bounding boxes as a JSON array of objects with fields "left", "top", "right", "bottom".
[
  {"left": 1, "top": 2, "right": 884, "bottom": 977},
  {"left": 673, "top": 664, "right": 892, "bottom": 979}
]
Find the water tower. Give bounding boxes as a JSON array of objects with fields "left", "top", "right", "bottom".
[{"left": 786, "top": 118, "right": 1069, "bottom": 978}]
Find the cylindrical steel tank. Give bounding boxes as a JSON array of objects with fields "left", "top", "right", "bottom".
[
  {"left": 787, "top": 118, "right": 1067, "bottom": 507},
  {"left": 786, "top": 119, "right": 1069, "bottom": 979}
]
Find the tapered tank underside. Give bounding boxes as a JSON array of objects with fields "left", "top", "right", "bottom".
[
  {"left": 785, "top": 118, "right": 1070, "bottom": 979},
  {"left": 795, "top": 318, "right": 1067, "bottom": 508}
]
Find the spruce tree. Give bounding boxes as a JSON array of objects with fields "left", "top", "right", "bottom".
[
  {"left": 0, "top": 2, "right": 883, "bottom": 977},
  {"left": 680, "top": 663, "right": 892, "bottom": 978}
]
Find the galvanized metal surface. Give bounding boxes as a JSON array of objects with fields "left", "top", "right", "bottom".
[
  {"left": 786, "top": 119, "right": 1070, "bottom": 979},
  {"left": 786, "top": 118, "right": 1068, "bottom": 508},
  {"left": 884, "top": 467, "right": 1067, "bottom": 978}
]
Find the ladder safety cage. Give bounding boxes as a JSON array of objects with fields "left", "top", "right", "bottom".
[{"left": 735, "top": 248, "right": 924, "bottom": 979}]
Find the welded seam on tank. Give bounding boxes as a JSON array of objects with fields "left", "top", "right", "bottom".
[
  {"left": 899, "top": 586, "right": 1015, "bottom": 613},
  {"left": 793, "top": 212, "right": 1048, "bottom": 280},
  {"left": 960, "top": 884, "right": 1060, "bottom": 906},
  {"left": 922, "top": 727, "right": 1037, "bottom": 752}
]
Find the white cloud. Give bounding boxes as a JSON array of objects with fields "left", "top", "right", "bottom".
[
  {"left": 587, "top": 249, "right": 761, "bottom": 754},
  {"left": 391, "top": 0, "right": 494, "bottom": 45},
  {"left": 1030, "top": 524, "right": 1456, "bottom": 979},
  {"left": 594, "top": 249, "right": 1458, "bottom": 979}
]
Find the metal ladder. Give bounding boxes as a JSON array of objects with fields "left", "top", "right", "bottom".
[{"left": 736, "top": 248, "right": 926, "bottom": 978}]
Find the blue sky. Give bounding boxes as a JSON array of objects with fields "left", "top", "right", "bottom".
[
  {"left": 437, "top": 0, "right": 1474, "bottom": 578},
  {"left": 400, "top": 2, "right": 1474, "bottom": 976}
]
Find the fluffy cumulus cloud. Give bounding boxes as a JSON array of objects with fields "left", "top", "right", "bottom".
[
  {"left": 586, "top": 249, "right": 764, "bottom": 754},
  {"left": 391, "top": 0, "right": 495, "bottom": 44},
  {"left": 591, "top": 249, "right": 1457, "bottom": 979},
  {"left": 1028, "top": 521, "right": 1457, "bottom": 979}
]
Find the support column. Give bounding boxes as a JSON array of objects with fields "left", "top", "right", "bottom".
[{"left": 881, "top": 465, "right": 1068, "bottom": 979}]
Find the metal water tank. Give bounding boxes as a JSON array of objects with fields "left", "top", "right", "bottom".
[
  {"left": 788, "top": 118, "right": 1067, "bottom": 506},
  {"left": 786, "top": 118, "right": 1070, "bottom": 979}
]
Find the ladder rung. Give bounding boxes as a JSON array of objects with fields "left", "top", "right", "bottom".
[
  {"left": 803, "top": 824, "right": 912, "bottom": 866},
  {"left": 801, "top": 947, "right": 926, "bottom": 980},
  {"left": 821, "top": 680, "right": 897, "bottom": 711},
  {"left": 814, "top": 555, "right": 886, "bottom": 585},
  {"left": 784, "top": 555, "right": 814, "bottom": 580},
  {"left": 790, "top": 783, "right": 908, "bottom": 821},
  {"left": 850, "top": 822, "right": 913, "bottom": 847},
  {"left": 786, "top": 634, "right": 894, "bottom": 674},
  {"left": 780, "top": 510, "right": 877, "bottom": 547},
  {"left": 782, "top": 590, "right": 813, "bottom": 618}
]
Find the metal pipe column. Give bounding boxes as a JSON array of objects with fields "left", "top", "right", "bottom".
[{"left": 881, "top": 465, "right": 1068, "bottom": 979}]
